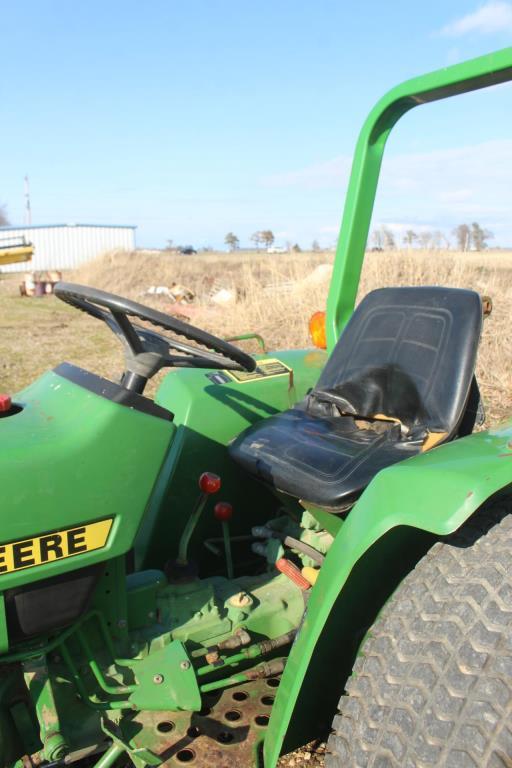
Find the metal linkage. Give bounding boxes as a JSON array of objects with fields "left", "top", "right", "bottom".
[
  {"left": 200, "top": 658, "right": 286, "bottom": 694},
  {"left": 196, "top": 631, "right": 296, "bottom": 678}
]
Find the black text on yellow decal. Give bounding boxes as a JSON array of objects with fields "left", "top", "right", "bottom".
[{"left": 0, "top": 519, "right": 113, "bottom": 575}]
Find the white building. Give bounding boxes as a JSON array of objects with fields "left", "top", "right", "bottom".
[{"left": 0, "top": 223, "right": 136, "bottom": 273}]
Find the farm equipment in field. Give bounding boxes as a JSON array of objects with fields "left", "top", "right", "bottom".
[
  {"left": 1, "top": 46, "right": 512, "bottom": 768},
  {"left": 0, "top": 237, "right": 33, "bottom": 268}
]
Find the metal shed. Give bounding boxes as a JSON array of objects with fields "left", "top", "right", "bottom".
[{"left": 0, "top": 224, "right": 136, "bottom": 273}]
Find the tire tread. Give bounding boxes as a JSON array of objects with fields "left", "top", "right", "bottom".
[{"left": 326, "top": 500, "right": 512, "bottom": 767}]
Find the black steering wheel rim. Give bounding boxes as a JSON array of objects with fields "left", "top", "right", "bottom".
[{"left": 54, "top": 282, "right": 256, "bottom": 387}]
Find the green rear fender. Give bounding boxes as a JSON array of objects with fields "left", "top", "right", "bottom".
[{"left": 264, "top": 422, "right": 512, "bottom": 766}]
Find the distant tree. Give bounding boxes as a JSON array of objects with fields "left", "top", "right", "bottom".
[
  {"left": 311, "top": 239, "right": 321, "bottom": 252},
  {"left": 292, "top": 243, "right": 302, "bottom": 253},
  {"left": 418, "top": 231, "right": 432, "bottom": 249},
  {"left": 471, "top": 221, "right": 493, "bottom": 251},
  {"left": 382, "top": 227, "right": 396, "bottom": 250},
  {"left": 261, "top": 230, "right": 275, "bottom": 249},
  {"left": 0, "top": 205, "right": 9, "bottom": 227},
  {"left": 453, "top": 224, "right": 471, "bottom": 251},
  {"left": 371, "top": 229, "right": 384, "bottom": 249},
  {"left": 403, "top": 229, "right": 417, "bottom": 248},
  {"left": 224, "top": 232, "right": 240, "bottom": 251},
  {"left": 250, "top": 231, "right": 263, "bottom": 250}
]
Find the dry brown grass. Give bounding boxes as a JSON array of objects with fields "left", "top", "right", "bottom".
[{"left": 1, "top": 248, "right": 511, "bottom": 424}]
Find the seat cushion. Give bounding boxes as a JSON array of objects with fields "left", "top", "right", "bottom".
[{"left": 230, "top": 406, "right": 422, "bottom": 509}]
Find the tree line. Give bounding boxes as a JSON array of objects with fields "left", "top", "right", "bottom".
[
  {"left": 371, "top": 222, "right": 493, "bottom": 251},
  {"left": 225, "top": 231, "right": 315, "bottom": 253},
  {"left": 225, "top": 231, "right": 277, "bottom": 250}
]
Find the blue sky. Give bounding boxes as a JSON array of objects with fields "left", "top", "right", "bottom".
[{"left": 1, "top": 0, "right": 512, "bottom": 249}]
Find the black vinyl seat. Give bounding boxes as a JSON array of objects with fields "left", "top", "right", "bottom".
[{"left": 229, "top": 287, "right": 483, "bottom": 510}]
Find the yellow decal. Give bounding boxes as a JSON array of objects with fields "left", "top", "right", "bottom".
[
  {"left": 0, "top": 519, "right": 113, "bottom": 575},
  {"left": 225, "top": 358, "right": 292, "bottom": 383}
]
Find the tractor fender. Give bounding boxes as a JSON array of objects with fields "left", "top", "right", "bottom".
[{"left": 264, "top": 422, "right": 512, "bottom": 767}]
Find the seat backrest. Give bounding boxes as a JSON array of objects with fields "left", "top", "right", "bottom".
[{"left": 315, "top": 286, "right": 482, "bottom": 435}]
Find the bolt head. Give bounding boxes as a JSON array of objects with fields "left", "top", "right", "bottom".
[
  {"left": 180, "top": 660, "right": 191, "bottom": 671},
  {"left": 153, "top": 674, "right": 164, "bottom": 684}
]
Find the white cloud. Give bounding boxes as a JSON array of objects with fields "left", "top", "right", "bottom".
[{"left": 440, "top": 0, "right": 512, "bottom": 36}]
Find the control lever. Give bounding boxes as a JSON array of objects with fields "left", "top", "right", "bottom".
[
  {"left": 214, "top": 502, "right": 234, "bottom": 579},
  {"left": 176, "top": 472, "right": 221, "bottom": 568}
]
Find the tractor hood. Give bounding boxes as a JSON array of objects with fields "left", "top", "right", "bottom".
[{"left": 0, "top": 364, "right": 174, "bottom": 589}]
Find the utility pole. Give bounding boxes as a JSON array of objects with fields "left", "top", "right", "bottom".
[{"left": 24, "top": 176, "right": 32, "bottom": 225}]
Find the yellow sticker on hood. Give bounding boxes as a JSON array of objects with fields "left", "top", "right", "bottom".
[
  {"left": 0, "top": 519, "right": 113, "bottom": 575},
  {"left": 225, "top": 358, "right": 292, "bottom": 383}
]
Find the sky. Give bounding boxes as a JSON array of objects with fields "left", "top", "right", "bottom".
[{"left": 1, "top": 0, "right": 512, "bottom": 249}]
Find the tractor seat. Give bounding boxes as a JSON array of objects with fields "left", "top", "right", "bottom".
[{"left": 229, "top": 287, "right": 483, "bottom": 510}]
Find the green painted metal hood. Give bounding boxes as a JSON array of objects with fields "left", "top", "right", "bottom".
[{"left": 0, "top": 368, "right": 174, "bottom": 589}]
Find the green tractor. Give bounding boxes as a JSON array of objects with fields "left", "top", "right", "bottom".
[{"left": 1, "top": 47, "right": 512, "bottom": 768}]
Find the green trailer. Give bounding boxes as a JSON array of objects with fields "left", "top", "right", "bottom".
[{"left": 1, "top": 47, "right": 512, "bottom": 768}]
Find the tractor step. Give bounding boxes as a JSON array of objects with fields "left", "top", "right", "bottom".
[{"left": 122, "top": 676, "right": 279, "bottom": 767}]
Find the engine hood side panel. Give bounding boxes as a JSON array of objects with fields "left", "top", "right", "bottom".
[{"left": 0, "top": 369, "right": 175, "bottom": 589}]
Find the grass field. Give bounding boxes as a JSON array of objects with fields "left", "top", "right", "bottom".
[{"left": 1, "top": 248, "right": 511, "bottom": 423}]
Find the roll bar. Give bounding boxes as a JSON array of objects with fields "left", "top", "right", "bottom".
[{"left": 326, "top": 46, "right": 512, "bottom": 351}]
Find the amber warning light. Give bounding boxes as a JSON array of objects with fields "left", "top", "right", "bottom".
[{"left": 309, "top": 311, "right": 327, "bottom": 349}]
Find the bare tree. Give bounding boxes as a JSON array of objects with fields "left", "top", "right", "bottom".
[
  {"left": 471, "top": 222, "right": 493, "bottom": 251},
  {"left": 0, "top": 205, "right": 9, "bottom": 227},
  {"left": 261, "top": 230, "right": 275, "bottom": 249},
  {"left": 453, "top": 224, "right": 471, "bottom": 251},
  {"left": 382, "top": 227, "right": 396, "bottom": 250},
  {"left": 403, "top": 230, "right": 417, "bottom": 248},
  {"left": 224, "top": 232, "right": 240, "bottom": 251},
  {"left": 250, "top": 231, "right": 263, "bottom": 250},
  {"left": 371, "top": 229, "right": 384, "bottom": 249}
]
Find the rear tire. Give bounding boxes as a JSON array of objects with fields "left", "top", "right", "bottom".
[{"left": 326, "top": 498, "right": 512, "bottom": 767}]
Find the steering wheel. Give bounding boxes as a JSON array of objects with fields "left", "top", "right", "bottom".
[{"left": 54, "top": 282, "right": 256, "bottom": 393}]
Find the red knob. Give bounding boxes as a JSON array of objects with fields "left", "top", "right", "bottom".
[
  {"left": 0, "top": 395, "right": 12, "bottom": 413},
  {"left": 199, "top": 472, "right": 221, "bottom": 494},
  {"left": 214, "top": 501, "right": 233, "bottom": 522}
]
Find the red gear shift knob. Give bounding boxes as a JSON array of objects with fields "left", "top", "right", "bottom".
[
  {"left": 199, "top": 472, "right": 221, "bottom": 494},
  {"left": 214, "top": 501, "right": 233, "bottom": 522}
]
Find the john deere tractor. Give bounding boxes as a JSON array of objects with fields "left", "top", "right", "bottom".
[{"left": 1, "top": 47, "right": 512, "bottom": 768}]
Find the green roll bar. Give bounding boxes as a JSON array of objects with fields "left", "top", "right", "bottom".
[{"left": 326, "top": 46, "right": 512, "bottom": 352}]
